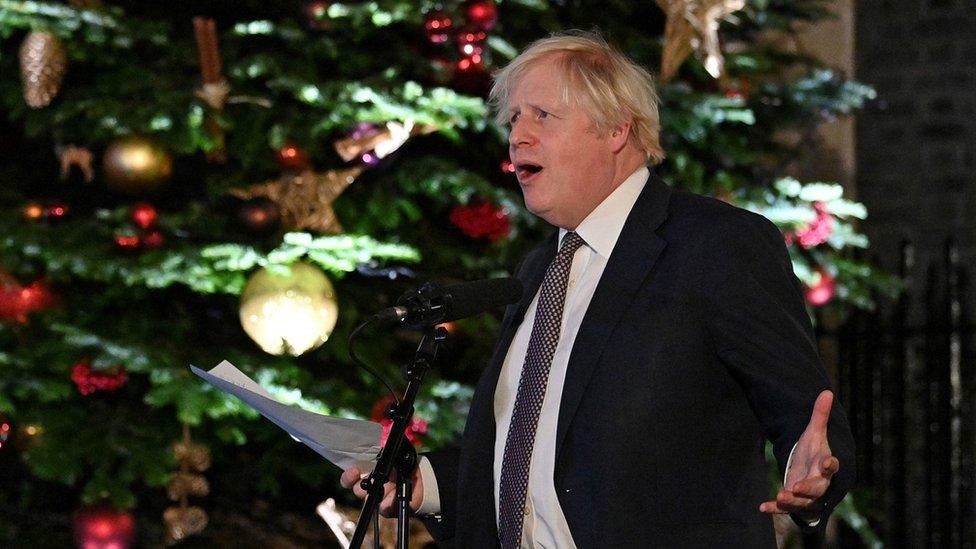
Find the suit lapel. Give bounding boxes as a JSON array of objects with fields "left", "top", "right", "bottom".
[
  {"left": 554, "top": 174, "right": 673, "bottom": 456},
  {"left": 483, "top": 232, "right": 557, "bottom": 385}
]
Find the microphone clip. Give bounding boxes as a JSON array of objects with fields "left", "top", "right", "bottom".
[{"left": 393, "top": 281, "right": 451, "bottom": 327}]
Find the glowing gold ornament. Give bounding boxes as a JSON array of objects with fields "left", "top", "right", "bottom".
[
  {"left": 239, "top": 262, "right": 339, "bottom": 356},
  {"left": 19, "top": 30, "right": 67, "bottom": 108},
  {"left": 656, "top": 0, "right": 745, "bottom": 83},
  {"left": 229, "top": 168, "right": 362, "bottom": 234},
  {"left": 102, "top": 136, "right": 174, "bottom": 194}
]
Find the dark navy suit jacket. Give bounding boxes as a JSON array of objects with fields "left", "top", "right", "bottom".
[{"left": 423, "top": 172, "right": 855, "bottom": 548}]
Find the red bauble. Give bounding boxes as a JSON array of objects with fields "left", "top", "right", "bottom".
[
  {"left": 370, "top": 395, "right": 428, "bottom": 447},
  {"left": 500, "top": 159, "right": 515, "bottom": 174},
  {"left": 423, "top": 10, "right": 453, "bottom": 44},
  {"left": 131, "top": 202, "right": 158, "bottom": 230},
  {"left": 275, "top": 143, "right": 310, "bottom": 172},
  {"left": 450, "top": 201, "right": 511, "bottom": 241},
  {"left": 805, "top": 268, "right": 836, "bottom": 307},
  {"left": 114, "top": 234, "right": 141, "bottom": 251},
  {"left": 464, "top": 0, "right": 497, "bottom": 30},
  {"left": 72, "top": 361, "right": 128, "bottom": 396},
  {"left": 73, "top": 504, "right": 136, "bottom": 549}
]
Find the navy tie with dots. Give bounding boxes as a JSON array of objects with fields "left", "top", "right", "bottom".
[{"left": 498, "top": 231, "right": 585, "bottom": 549}]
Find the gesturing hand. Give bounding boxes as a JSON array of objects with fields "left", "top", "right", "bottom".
[{"left": 759, "top": 390, "right": 839, "bottom": 518}]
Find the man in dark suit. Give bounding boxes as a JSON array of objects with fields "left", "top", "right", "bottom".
[{"left": 343, "top": 31, "right": 854, "bottom": 548}]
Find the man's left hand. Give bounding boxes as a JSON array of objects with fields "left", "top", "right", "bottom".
[{"left": 759, "top": 390, "right": 839, "bottom": 517}]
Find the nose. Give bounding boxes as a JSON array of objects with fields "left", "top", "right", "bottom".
[{"left": 508, "top": 119, "right": 534, "bottom": 148}]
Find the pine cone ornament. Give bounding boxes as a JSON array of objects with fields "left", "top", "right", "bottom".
[
  {"left": 19, "top": 30, "right": 67, "bottom": 108},
  {"left": 173, "top": 440, "right": 212, "bottom": 471},
  {"left": 167, "top": 472, "right": 210, "bottom": 500},
  {"left": 163, "top": 505, "right": 208, "bottom": 543}
]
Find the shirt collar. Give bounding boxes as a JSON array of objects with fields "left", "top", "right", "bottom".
[{"left": 559, "top": 166, "right": 649, "bottom": 259}]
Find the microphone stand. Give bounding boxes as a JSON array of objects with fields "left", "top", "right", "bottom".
[{"left": 350, "top": 324, "right": 448, "bottom": 549}]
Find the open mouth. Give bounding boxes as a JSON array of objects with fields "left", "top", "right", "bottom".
[{"left": 516, "top": 162, "right": 544, "bottom": 180}]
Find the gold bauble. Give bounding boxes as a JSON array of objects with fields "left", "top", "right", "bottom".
[
  {"left": 19, "top": 30, "right": 67, "bottom": 108},
  {"left": 102, "top": 136, "right": 174, "bottom": 194},
  {"left": 239, "top": 262, "right": 339, "bottom": 356}
]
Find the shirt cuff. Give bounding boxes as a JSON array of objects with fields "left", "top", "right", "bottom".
[
  {"left": 783, "top": 442, "right": 821, "bottom": 527},
  {"left": 415, "top": 455, "right": 441, "bottom": 516}
]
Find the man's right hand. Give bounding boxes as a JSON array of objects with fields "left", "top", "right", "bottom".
[{"left": 340, "top": 466, "right": 425, "bottom": 518}]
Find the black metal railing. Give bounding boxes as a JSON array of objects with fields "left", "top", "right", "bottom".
[{"left": 817, "top": 240, "right": 975, "bottom": 548}]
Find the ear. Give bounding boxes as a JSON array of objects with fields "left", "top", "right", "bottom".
[{"left": 607, "top": 119, "right": 632, "bottom": 153}]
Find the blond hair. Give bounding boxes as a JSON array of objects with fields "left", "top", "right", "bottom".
[{"left": 489, "top": 31, "right": 666, "bottom": 165}]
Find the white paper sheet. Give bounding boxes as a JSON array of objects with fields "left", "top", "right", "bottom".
[{"left": 191, "top": 360, "right": 382, "bottom": 471}]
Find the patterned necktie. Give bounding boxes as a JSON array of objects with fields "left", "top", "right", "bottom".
[{"left": 498, "top": 231, "right": 585, "bottom": 549}]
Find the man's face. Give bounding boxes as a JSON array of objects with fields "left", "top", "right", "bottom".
[{"left": 507, "top": 60, "right": 620, "bottom": 229}]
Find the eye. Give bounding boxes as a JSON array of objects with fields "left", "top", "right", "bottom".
[
  {"left": 508, "top": 112, "right": 520, "bottom": 126},
  {"left": 536, "top": 109, "right": 550, "bottom": 120}
]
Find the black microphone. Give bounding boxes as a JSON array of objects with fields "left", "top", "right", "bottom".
[{"left": 371, "top": 278, "right": 523, "bottom": 327}]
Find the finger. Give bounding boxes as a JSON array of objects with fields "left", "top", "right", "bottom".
[
  {"left": 806, "top": 390, "right": 834, "bottom": 433},
  {"left": 759, "top": 491, "right": 814, "bottom": 514},
  {"left": 340, "top": 467, "right": 362, "bottom": 489},
  {"left": 790, "top": 476, "right": 830, "bottom": 499},
  {"left": 777, "top": 489, "right": 814, "bottom": 510},
  {"left": 759, "top": 500, "right": 788, "bottom": 514},
  {"left": 820, "top": 455, "right": 840, "bottom": 477},
  {"left": 380, "top": 483, "right": 397, "bottom": 518}
]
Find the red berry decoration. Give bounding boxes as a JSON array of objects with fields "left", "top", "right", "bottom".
[
  {"left": 0, "top": 277, "right": 56, "bottom": 323},
  {"left": 371, "top": 395, "right": 429, "bottom": 447},
  {"left": 500, "top": 159, "right": 515, "bottom": 174},
  {"left": 114, "top": 234, "right": 141, "bottom": 251},
  {"left": 450, "top": 201, "right": 511, "bottom": 242},
  {"left": 141, "top": 229, "right": 166, "bottom": 249},
  {"left": 131, "top": 202, "right": 158, "bottom": 230},
  {"left": 789, "top": 202, "right": 834, "bottom": 249},
  {"left": 73, "top": 504, "right": 136, "bottom": 549},
  {"left": 275, "top": 143, "right": 310, "bottom": 172},
  {"left": 464, "top": 0, "right": 497, "bottom": 30},
  {"left": 805, "top": 268, "right": 836, "bottom": 307},
  {"left": 423, "top": 10, "right": 453, "bottom": 44},
  {"left": 71, "top": 360, "right": 128, "bottom": 395}
]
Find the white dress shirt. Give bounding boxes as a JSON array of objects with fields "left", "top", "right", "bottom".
[{"left": 490, "top": 166, "right": 649, "bottom": 548}]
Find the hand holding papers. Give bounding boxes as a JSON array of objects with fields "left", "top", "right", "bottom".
[{"left": 191, "top": 360, "right": 382, "bottom": 472}]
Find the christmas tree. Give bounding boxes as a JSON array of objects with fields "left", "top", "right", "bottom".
[{"left": 0, "top": 0, "right": 893, "bottom": 545}]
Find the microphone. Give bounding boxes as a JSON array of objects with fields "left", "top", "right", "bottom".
[{"left": 371, "top": 278, "right": 523, "bottom": 327}]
